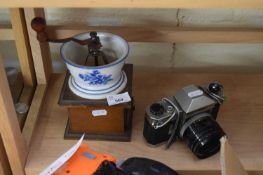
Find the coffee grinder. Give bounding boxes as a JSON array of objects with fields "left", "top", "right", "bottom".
[{"left": 31, "top": 18, "right": 134, "bottom": 141}]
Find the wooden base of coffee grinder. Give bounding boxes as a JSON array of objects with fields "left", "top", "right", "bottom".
[{"left": 58, "top": 64, "right": 134, "bottom": 141}]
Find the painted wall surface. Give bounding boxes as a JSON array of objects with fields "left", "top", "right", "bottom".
[{"left": 1, "top": 8, "right": 263, "bottom": 73}]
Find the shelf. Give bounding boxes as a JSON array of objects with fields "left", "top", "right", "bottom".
[
  {"left": 1, "top": 0, "right": 263, "bottom": 8},
  {"left": 25, "top": 68, "right": 263, "bottom": 175}
]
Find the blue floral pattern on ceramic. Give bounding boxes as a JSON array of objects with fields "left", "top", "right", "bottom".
[{"left": 79, "top": 70, "right": 113, "bottom": 85}]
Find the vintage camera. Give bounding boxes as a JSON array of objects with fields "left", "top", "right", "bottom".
[{"left": 143, "top": 82, "right": 226, "bottom": 159}]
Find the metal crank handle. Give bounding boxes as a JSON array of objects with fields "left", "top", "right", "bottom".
[{"left": 31, "top": 17, "right": 101, "bottom": 47}]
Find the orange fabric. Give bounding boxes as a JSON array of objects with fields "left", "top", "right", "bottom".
[{"left": 53, "top": 144, "right": 116, "bottom": 175}]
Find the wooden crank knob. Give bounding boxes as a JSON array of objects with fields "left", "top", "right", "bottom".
[{"left": 31, "top": 17, "right": 49, "bottom": 42}]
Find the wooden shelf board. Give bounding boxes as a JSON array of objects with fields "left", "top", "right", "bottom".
[
  {"left": 3, "top": 25, "right": 263, "bottom": 43},
  {"left": 1, "top": 0, "right": 263, "bottom": 8},
  {"left": 22, "top": 84, "right": 47, "bottom": 147},
  {"left": 25, "top": 69, "right": 263, "bottom": 175},
  {"left": 48, "top": 26, "right": 263, "bottom": 43}
]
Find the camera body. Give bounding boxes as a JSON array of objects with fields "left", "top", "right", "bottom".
[{"left": 143, "top": 82, "right": 225, "bottom": 159}]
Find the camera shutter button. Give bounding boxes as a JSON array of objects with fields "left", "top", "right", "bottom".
[{"left": 150, "top": 103, "right": 165, "bottom": 116}]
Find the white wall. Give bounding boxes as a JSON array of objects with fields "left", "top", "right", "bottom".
[{"left": 1, "top": 8, "right": 263, "bottom": 73}]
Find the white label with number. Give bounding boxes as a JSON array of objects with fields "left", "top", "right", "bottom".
[
  {"left": 106, "top": 92, "right": 131, "bottom": 106},
  {"left": 92, "top": 109, "right": 107, "bottom": 117},
  {"left": 188, "top": 89, "right": 203, "bottom": 98}
]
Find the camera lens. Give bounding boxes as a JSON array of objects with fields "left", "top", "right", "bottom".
[{"left": 183, "top": 116, "right": 225, "bottom": 159}]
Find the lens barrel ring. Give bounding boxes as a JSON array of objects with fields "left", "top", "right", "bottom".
[{"left": 179, "top": 113, "right": 212, "bottom": 138}]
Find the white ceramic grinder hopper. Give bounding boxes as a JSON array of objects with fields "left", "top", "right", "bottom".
[{"left": 60, "top": 32, "right": 129, "bottom": 99}]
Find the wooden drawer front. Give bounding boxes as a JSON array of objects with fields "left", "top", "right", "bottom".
[{"left": 68, "top": 106, "right": 125, "bottom": 134}]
